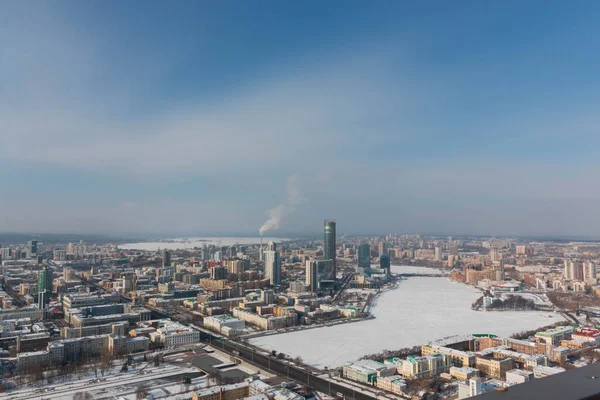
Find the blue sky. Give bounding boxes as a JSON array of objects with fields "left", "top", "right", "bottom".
[{"left": 1, "top": 1, "right": 600, "bottom": 237}]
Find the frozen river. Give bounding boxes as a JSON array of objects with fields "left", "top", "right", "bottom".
[
  {"left": 249, "top": 266, "right": 564, "bottom": 368},
  {"left": 118, "top": 236, "right": 289, "bottom": 251}
]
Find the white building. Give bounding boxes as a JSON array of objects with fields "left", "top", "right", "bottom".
[
  {"left": 203, "top": 314, "right": 246, "bottom": 336},
  {"left": 564, "top": 260, "right": 580, "bottom": 281},
  {"left": 505, "top": 369, "right": 533, "bottom": 384},
  {"left": 533, "top": 365, "right": 566, "bottom": 378},
  {"left": 149, "top": 321, "right": 200, "bottom": 347},
  {"left": 305, "top": 260, "right": 318, "bottom": 292},
  {"left": 458, "top": 377, "right": 483, "bottom": 399},
  {"left": 583, "top": 261, "right": 597, "bottom": 284},
  {"left": 490, "top": 247, "right": 499, "bottom": 262},
  {"left": 264, "top": 242, "right": 281, "bottom": 285}
]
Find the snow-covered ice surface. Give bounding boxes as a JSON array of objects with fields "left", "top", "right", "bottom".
[
  {"left": 119, "top": 236, "right": 289, "bottom": 251},
  {"left": 391, "top": 265, "right": 450, "bottom": 275},
  {"left": 249, "top": 265, "right": 564, "bottom": 369}
]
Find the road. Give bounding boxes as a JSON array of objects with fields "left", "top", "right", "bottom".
[
  {"left": 206, "top": 335, "right": 377, "bottom": 400},
  {"left": 333, "top": 273, "right": 355, "bottom": 302}
]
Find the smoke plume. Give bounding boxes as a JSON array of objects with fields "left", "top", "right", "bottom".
[{"left": 259, "top": 176, "right": 302, "bottom": 236}]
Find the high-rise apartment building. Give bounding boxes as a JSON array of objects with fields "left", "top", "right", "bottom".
[
  {"left": 0, "top": 247, "right": 12, "bottom": 261},
  {"left": 494, "top": 261, "right": 505, "bottom": 281},
  {"left": 583, "top": 261, "right": 597, "bottom": 284},
  {"left": 378, "top": 242, "right": 387, "bottom": 257},
  {"left": 324, "top": 220, "right": 336, "bottom": 280},
  {"left": 434, "top": 246, "right": 442, "bottom": 261},
  {"left": 564, "top": 260, "right": 580, "bottom": 281},
  {"left": 490, "top": 247, "right": 499, "bottom": 262},
  {"left": 264, "top": 242, "right": 281, "bottom": 285},
  {"left": 306, "top": 260, "right": 318, "bottom": 292}
]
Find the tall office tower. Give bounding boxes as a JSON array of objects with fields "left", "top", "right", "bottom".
[
  {"left": 37, "top": 266, "right": 53, "bottom": 293},
  {"left": 490, "top": 247, "right": 500, "bottom": 262},
  {"left": 201, "top": 245, "right": 209, "bottom": 260},
  {"left": 37, "top": 266, "right": 53, "bottom": 306},
  {"left": 358, "top": 243, "right": 371, "bottom": 269},
  {"left": 434, "top": 246, "right": 442, "bottom": 261},
  {"left": 264, "top": 242, "right": 281, "bottom": 285},
  {"left": 583, "top": 261, "right": 597, "bottom": 284},
  {"left": 306, "top": 260, "right": 318, "bottom": 292},
  {"left": 379, "top": 254, "right": 391, "bottom": 277},
  {"left": 27, "top": 240, "right": 38, "bottom": 259},
  {"left": 162, "top": 249, "right": 171, "bottom": 268},
  {"left": 324, "top": 220, "right": 336, "bottom": 280}
]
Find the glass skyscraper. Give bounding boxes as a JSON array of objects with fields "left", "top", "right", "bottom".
[
  {"left": 358, "top": 243, "right": 371, "bottom": 268},
  {"left": 380, "top": 254, "right": 391, "bottom": 276},
  {"left": 37, "top": 266, "right": 53, "bottom": 293},
  {"left": 324, "top": 219, "right": 336, "bottom": 280}
]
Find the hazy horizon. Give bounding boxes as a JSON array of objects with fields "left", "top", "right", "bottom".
[{"left": 3, "top": 2, "right": 600, "bottom": 237}]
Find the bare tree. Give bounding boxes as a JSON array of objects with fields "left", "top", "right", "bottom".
[
  {"left": 136, "top": 386, "right": 149, "bottom": 400},
  {"left": 73, "top": 392, "right": 93, "bottom": 400},
  {"left": 582, "top": 347, "right": 600, "bottom": 364}
]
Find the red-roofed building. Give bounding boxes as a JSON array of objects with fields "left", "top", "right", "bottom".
[{"left": 573, "top": 328, "right": 600, "bottom": 343}]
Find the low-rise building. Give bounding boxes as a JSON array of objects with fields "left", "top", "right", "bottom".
[
  {"left": 506, "top": 369, "right": 533, "bottom": 384},
  {"left": 475, "top": 356, "right": 514, "bottom": 379},
  {"left": 63, "top": 293, "right": 109, "bottom": 310},
  {"left": 490, "top": 347, "right": 548, "bottom": 370},
  {"left": 343, "top": 360, "right": 395, "bottom": 385},
  {"left": 203, "top": 314, "right": 246, "bottom": 335},
  {"left": 192, "top": 382, "right": 249, "bottom": 400},
  {"left": 450, "top": 366, "right": 479, "bottom": 380},
  {"left": 400, "top": 354, "right": 452, "bottom": 379},
  {"left": 149, "top": 321, "right": 200, "bottom": 347},
  {"left": 535, "top": 326, "right": 573, "bottom": 346},
  {"left": 572, "top": 328, "right": 600, "bottom": 344},
  {"left": 376, "top": 375, "right": 407, "bottom": 394},
  {"left": 423, "top": 344, "right": 475, "bottom": 367},
  {"left": 533, "top": 365, "right": 566, "bottom": 378}
]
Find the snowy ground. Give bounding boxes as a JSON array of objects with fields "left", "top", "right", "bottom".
[
  {"left": 4, "top": 363, "right": 203, "bottom": 400},
  {"left": 250, "top": 266, "right": 564, "bottom": 368},
  {"left": 119, "top": 237, "right": 289, "bottom": 251},
  {"left": 500, "top": 292, "right": 553, "bottom": 307}
]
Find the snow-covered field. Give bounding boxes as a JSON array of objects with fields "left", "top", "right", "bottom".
[
  {"left": 119, "top": 236, "right": 289, "bottom": 251},
  {"left": 250, "top": 266, "right": 564, "bottom": 368}
]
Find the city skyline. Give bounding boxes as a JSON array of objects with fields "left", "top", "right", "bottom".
[{"left": 3, "top": 2, "right": 600, "bottom": 237}]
